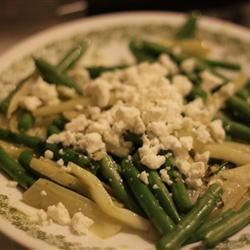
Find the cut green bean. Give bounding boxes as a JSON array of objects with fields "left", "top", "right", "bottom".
[
  {"left": 18, "top": 112, "right": 34, "bottom": 133},
  {"left": 57, "top": 42, "right": 88, "bottom": 72},
  {"left": 121, "top": 159, "right": 175, "bottom": 234},
  {"left": 175, "top": 12, "right": 199, "bottom": 40},
  {"left": 34, "top": 58, "right": 82, "bottom": 94},
  {"left": 47, "top": 125, "right": 61, "bottom": 136},
  {"left": 167, "top": 162, "right": 193, "bottom": 213},
  {"left": 157, "top": 183, "right": 223, "bottom": 250},
  {"left": 220, "top": 114, "right": 250, "bottom": 142},
  {"left": 0, "top": 128, "right": 42, "bottom": 149},
  {"left": 129, "top": 40, "right": 156, "bottom": 62},
  {"left": 0, "top": 43, "right": 86, "bottom": 114},
  {"left": 133, "top": 154, "right": 181, "bottom": 223},
  {"left": 172, "top": 181, "right": 193, "bottom": 213},
  {"left": 204, "top": 200, "right": 250, "bottom": 248},
  {"left": 225, "top": 96, "right": 250, "bottom": 125},
  {"left": 100, "top": 155, "right": 143, "bottom": 215},
  {"left": 186, "top": 86, "right": 208, "bottom": 101},
  {"left": 201, "top": 59, "right": 241, "bottom": 71},
  {"left": 52, "top": 115, "right": 68, "bottom": 129},
  {"left": 189, "top": 209, "right": 235, "bottom": 243},
  {"left": 0, "top": 74, "right": 33, "bottom": 114},
  {"left": 0, "top": 147, "right": 35, "bottom": 189},
  {"left": 87, "top": 65, "right": 128, "bottom": 79},
  {"left": 123, "top": 131, "right": 143, "bottom": 149}
]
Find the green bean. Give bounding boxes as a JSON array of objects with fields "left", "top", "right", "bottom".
[
  {"left": 204, "top": 200, "right": 250, "bottom": 248},
  {"left": 220, "top": 114, "right": 250, "bottom": 142},
  {"left": 201, "top": 59, "right": 241, "bottom": 71},
  {"left": 57, "top": 42, "right": 88, "bottom": 72},
  {"left": 47, "top": 125, "right": 61, "bottom": 136},
  {"left": 225, "top": 96, "right": 250, "bottom": 125},
  {"left": 167, "top": 161, "right": 193, "bottom": 213},
  {"left": 133, "top": 154, "right": 181, "bottom": 223},
  {"left": 123, "top": 131, "right": 143, "bottom": 149},
  {"left": 0, "top": 43, "right": 86, "bottom": 114},
  {"left": 18, "top": 112, "right": 34, "bottom": 133},
  {"left": 129, "top": 40, "right": 156, "bottom": 62},
  {"left": 34, "top": 58, "right": 82, "bottom": 94},
  {"left": 52, "top": 115, "right": 68, "bottom": 130},
  {"left": 172, "top": 181, "right": 193, "bottom": 213},
  {"left": 0, "top": 128, "right": 42, "bottom": 149},
  {"left": 0, "top": 147, "right": 35, "bottom": 189},
  {"left": 87, "top": 65, "right": 128, "bottom": 79},
  {"left": 0, "top": 74, "right": 34, "bottom": 114},
  {"left": 175, "top": 12, "right": 199, "bottom": 40},
  {"left": 186, "top": 86, "right": 208, "bottom": 101},
  {"left": 157, "top": 183, "right": 223, "bottom": 250},
  {"left": 18, "top": 150, "right": 34, "bottom": 170},
  {"left": 121, "top": 159, "right": 175, "bottom": 234},
  {"left": 189, "top": 209, "right": 235, "bottom": 243},
  {"left": 100, "top": 155, "right": 143, "bottom": 215},
  {"left": 140, "top": 40, "right": 184, "bottom": 63}
]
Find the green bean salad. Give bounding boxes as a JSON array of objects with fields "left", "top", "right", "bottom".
[{"left": 0, "top": 13, "right": 249, "bottom": 250}]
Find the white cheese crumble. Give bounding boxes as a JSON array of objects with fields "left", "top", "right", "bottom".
[
  {"left": 71, "top": 212, "right": 94, "bottom": 235},
  {"left": 44, "top": 150, "right": 54, "bottom": 160},
  {"left": 138, "top": 171, "right": 149, "bottom": 185},
  {"left": 159, "top": 54, "right": 178, "bottom": 75},
  {"left": 181, "top": 58, "right": 197, "bottom": 73},
  {"left": 160, "top": 169, "right": 173, "bottom": 185},
  {"left": 30, "top": 77, "right": 59, "bottom": 105},
  {"left": 21, "top": 96, "right": 42, "bottom": 111},
  {"left": 47, "top": 202, "right": 71, "bottom": 225},
  {"left": 209, "top": 119, "right": 225, "bottom": 142},
  {"left": 56, "top": 158, "right": 65, "bottom": 167},
  {"left": 37, "top": 209, "right": 51, "bottom": 226},
  {"left": 152, "top": 184, "right": 159, "bottom": 189},
  {"left": 45, "top": 59, "right": 227, "bottom": 189},
  {"left": 172, "top": 75, "right": 192, "bottom": 96},
  {"left": 200, "top": 70, "right": 223, "bottom": 92}
]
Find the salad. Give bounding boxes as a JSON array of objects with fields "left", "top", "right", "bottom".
[{"left": 0, "top": 13, "right": 249, "bottom": 250}]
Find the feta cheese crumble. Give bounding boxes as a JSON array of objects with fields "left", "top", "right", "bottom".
[
  {"left": 46, "top": 58, "right": 226, "bottom": 189},
  {"left": 44, "top": 150, "right": 54, "bottom": 160},
  {"left": 138, "top": 171, "right": 149, "bottom": 185},
  {"left": 71, "top": 212, "right": 94, "bottom": 235},
  {"left": 47, "top": 202, "right": 71, "bottom": 225}
]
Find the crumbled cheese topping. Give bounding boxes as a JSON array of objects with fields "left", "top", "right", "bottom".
[
  {"left": 21, "top": 96, "right": 42, "bottom": 111},
  {"left": 209, "top": 119, "right": 226, "bottom": 143},
  {"left": 56, "top": 158, "right": 65, "bottom": 167},
  {"left": 172, "top": 75, "right": 192, "bottom": 96},
  {"left": 181, "top": 58, "right": 197, "bottom": 73},
  {"left": 46, "top": 59, "right": 227, "bottom": 189},
  {"left": 47, "top": 202, "right": 71, "bottom": 225},
  {"left": 138, "top": 171, "right": 149, "bottom": 185},
  {"left": 160, "top": 169, "right": 173, "bottom": 185},
  {"left": 44, "top": 150, "right": 54, "bottom": 160},
  {"left": 71, "top": 212, "right": 94, "bottom": 235}
]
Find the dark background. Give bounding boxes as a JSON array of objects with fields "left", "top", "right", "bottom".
[{"left": 0, "top": 0, "right": 250, "bottom": 54}]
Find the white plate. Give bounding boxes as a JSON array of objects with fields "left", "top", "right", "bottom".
[{"left": 0, "top": 12, "right": 249, "bottom": 250}]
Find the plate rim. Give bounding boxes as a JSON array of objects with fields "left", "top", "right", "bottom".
[
  {"left": 0, "top": 11, "right": 249, "bottom": 250},
  {"left": 0, "top": 11, "right": 250, "bottom": 73}
]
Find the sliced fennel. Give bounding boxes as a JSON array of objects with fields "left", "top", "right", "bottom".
[
  {"left": 23, "top": 178, "right": 122, "bottom": 239},
  {"left": 69, "top": 162, "right": 150, "bottom": 231}
]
